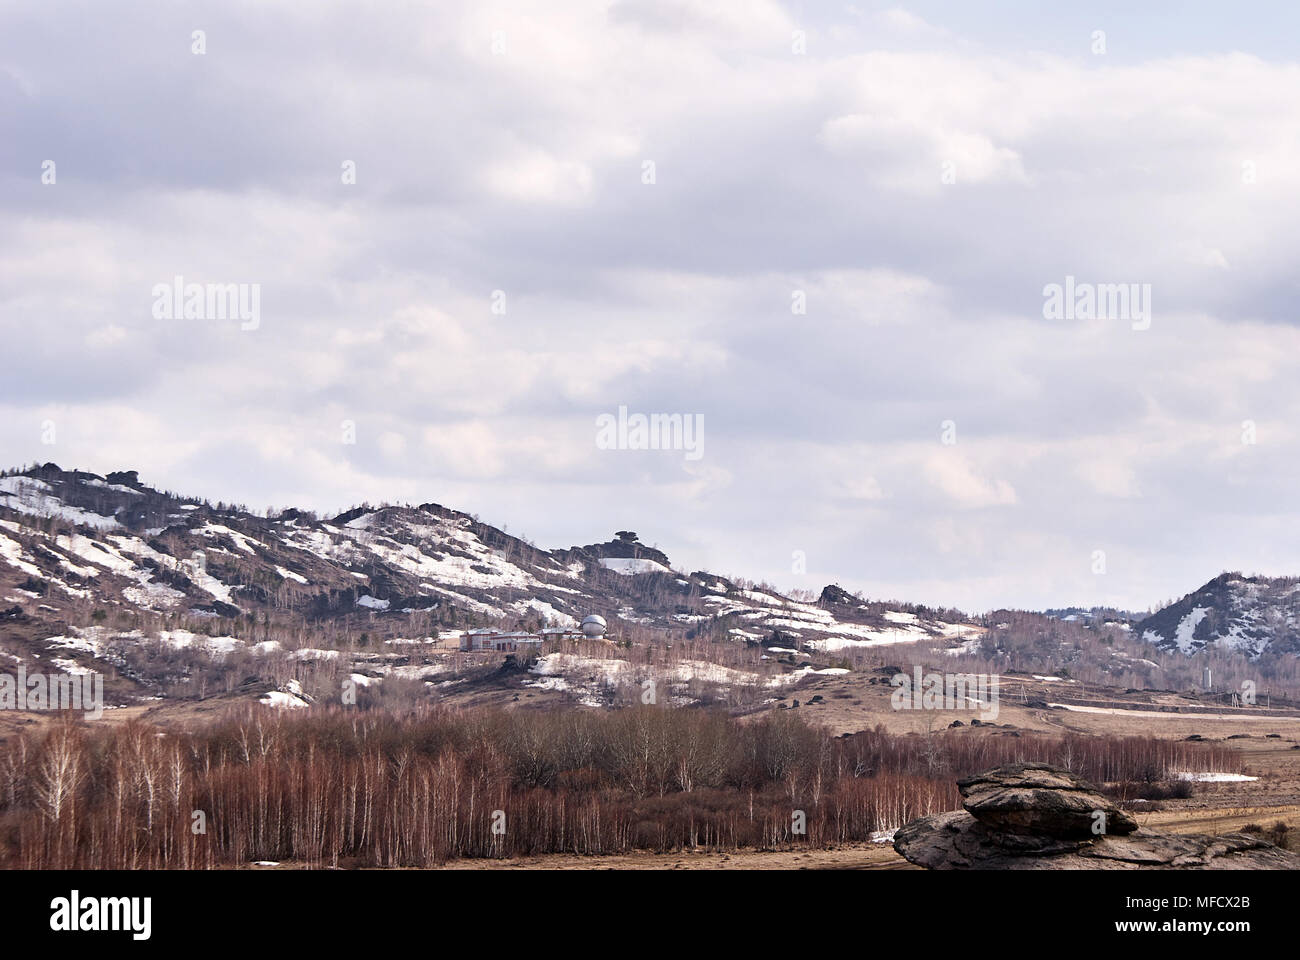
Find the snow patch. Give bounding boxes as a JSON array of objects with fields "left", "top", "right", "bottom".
[{"left": 599, "top": 557, "right": 671, "bottom": 576}]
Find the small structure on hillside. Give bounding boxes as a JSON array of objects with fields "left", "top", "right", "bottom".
[
  {"left": 461, "top": 615, "right": 608, "bottom": 651},
  {"left": 461, "top": 629, "right": 546, "bottom": 653}
]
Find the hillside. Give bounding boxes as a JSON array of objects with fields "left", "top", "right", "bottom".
[
  {"left": 1139, "top": 573, "right": 1300, "bottom": 661},
  {"left": 7, "top": 464, "right": 1300, "bottom": 715},
  {"left": 0, "top": 463, "right": 982, "bottom": 709}
]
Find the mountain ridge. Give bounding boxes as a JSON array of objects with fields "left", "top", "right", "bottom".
[
  {"left": 2, "top": 463, "right": 1298, "bottom": 716},
  {"left": 0, "top": 462, "right": 979, "bottom": 664}
]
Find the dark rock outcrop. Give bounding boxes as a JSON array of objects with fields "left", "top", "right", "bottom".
[
  {"left": 957, "top": 763, "right": 1137, "bottom": 838},
  {"left": 819, "top": 584, "right": 858, "bottom": 606},
  {"left": 894, "top": 762, "right": 1299, "bottom": 870},
  {"left": 574, "top": 532, "right": 672, "bottom": 569}
]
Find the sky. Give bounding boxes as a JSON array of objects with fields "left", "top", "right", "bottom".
[{"left": 2, "top": 1, "right": 1299, "bottom": 613}]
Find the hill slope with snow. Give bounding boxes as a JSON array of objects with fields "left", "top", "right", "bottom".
[
  {"left": 0, "top": 463, "right": 984, "bottom": 705},
  {"left": 1139, "top": 573, "right": 1300, "bottom": 661}
]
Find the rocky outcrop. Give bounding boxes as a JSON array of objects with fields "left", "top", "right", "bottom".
[
  {"left": 818, "top": 584, "right": 858, "bottom": 606},
  {"left": 956, "top": 764, "right": 1138, "bottom": 838},
  {"left": 894, "top": 762, "right": 1299, "bottom": 869}
]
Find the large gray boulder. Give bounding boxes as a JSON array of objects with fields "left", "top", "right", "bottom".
[
  {"left": 956, "top": 762, "right": 1138, "bottom": 838},
  {"left": 894, "top": 762, "right": 1299, "bottom": 870}
]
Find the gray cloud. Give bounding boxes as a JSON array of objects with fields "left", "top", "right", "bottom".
[{"left": 3, "top": 1, "right": 1299, "bottom": 611}]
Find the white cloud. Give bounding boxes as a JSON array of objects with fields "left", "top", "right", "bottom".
[
  {"left": 4, "top": 1, "right": 1300, "bottom": 609},
  {"left": 924, "top": 452, "right": 1018, "bottom": 508}
]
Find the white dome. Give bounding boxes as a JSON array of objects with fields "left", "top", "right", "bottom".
[{"left": 580, "top": 614, "right": 608, "bottom": 638}]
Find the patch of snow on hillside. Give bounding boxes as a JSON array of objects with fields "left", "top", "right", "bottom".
[
  {"left": 371, "top": 663, "right": 449, "bottom": 681},
  {"left": 198, "top": 523, "right": 265, "bottom": 554},
  {"left": 289, "top": 647, "right": 341, "bottom": 661},
  {"left": 354, "top": 520, "right": 545, "bottom": 591},
  {"left": 514, "top": 598, "right": 577, "bottom": 626},
  {"left": 423, "top": 585, "right": 505, "bottom": 618},
  {"left": 0, "top": 531, "right": 43, "bottom": 578},
  {"left": 1176, "top": 772, "right": 1257, "bottom": 783},
  {"left": 44, "top": 634, "right": 103, "bottom": 656},
  {"left": 1216, "top": 621, "right": 1264, "bottom": 656},
  {"left": 260, "top": 690, "right": 309, "bottom": 709},
  {"left": 532, "top": 653, "right": 629, "bottom": 683},
  {"left": 55, "top": 534, "right": 136, "bottom": 576},
  {"left": 156, "top": 630, "right": 244, "bottom": 657},
  {"left": 783, "top": 666, "right": 851, "bottom": 682},
  {"left": 261, "top": 679, "right": 311, "bottom": 708},
  {"left": 1174, "top": 606, "right": 1210, "bottom": 654},
  {"left": 616, "top": 606, "right": 652, "bottom": 623},
  {"left": 84, "top": 479, "right": 142, "bottom": 495},
  {"left": 275, "top": 565, "right": 309, "bottom": 584},
  {"left": 123, "top": 582, "right": 188, "bottom": 608},
  {"left": 803, "top": 620, "right": 930, "bottom": 650},
  {"left": 527, "top": 653, "right": 631, "bottom": 705},
  {"left": 668, "top": 660, "right": 761, "bottom": 686},
  {"left": 599, "top": 557, "right": 671, "bottom": 576},
  {"left": 0, "top": 477, "right": 119, "bottom": 531}
]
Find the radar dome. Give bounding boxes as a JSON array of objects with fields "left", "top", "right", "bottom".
[{"left": 580, "top": 614, "right": 608, "bottom": 638}]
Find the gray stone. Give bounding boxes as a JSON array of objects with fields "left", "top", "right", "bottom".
[
  {"left": 894, "top": 763, "right": 1300, "bottom": 870},
  {"left": 957, "top": 762, "right": 1138, "bottom": 838}
]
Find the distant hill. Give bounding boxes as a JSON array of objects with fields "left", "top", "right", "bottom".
[
  {"left": 0, "top": 463, "right": 982, "bottom": 705},
  {"left": 1138, "top": 572, "right": 1300, "bottom": 660}
]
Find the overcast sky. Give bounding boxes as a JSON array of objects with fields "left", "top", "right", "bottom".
[{"left": 3, "top": 1, "right": 1299, "bottom": 613}]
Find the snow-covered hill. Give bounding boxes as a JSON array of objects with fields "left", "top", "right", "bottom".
[
  {"left": 0, "top": 463, "right": 983, "bottom": 705},
  {"left": 1139, "top": 573, "right": 1300, "bottom": 661}
]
